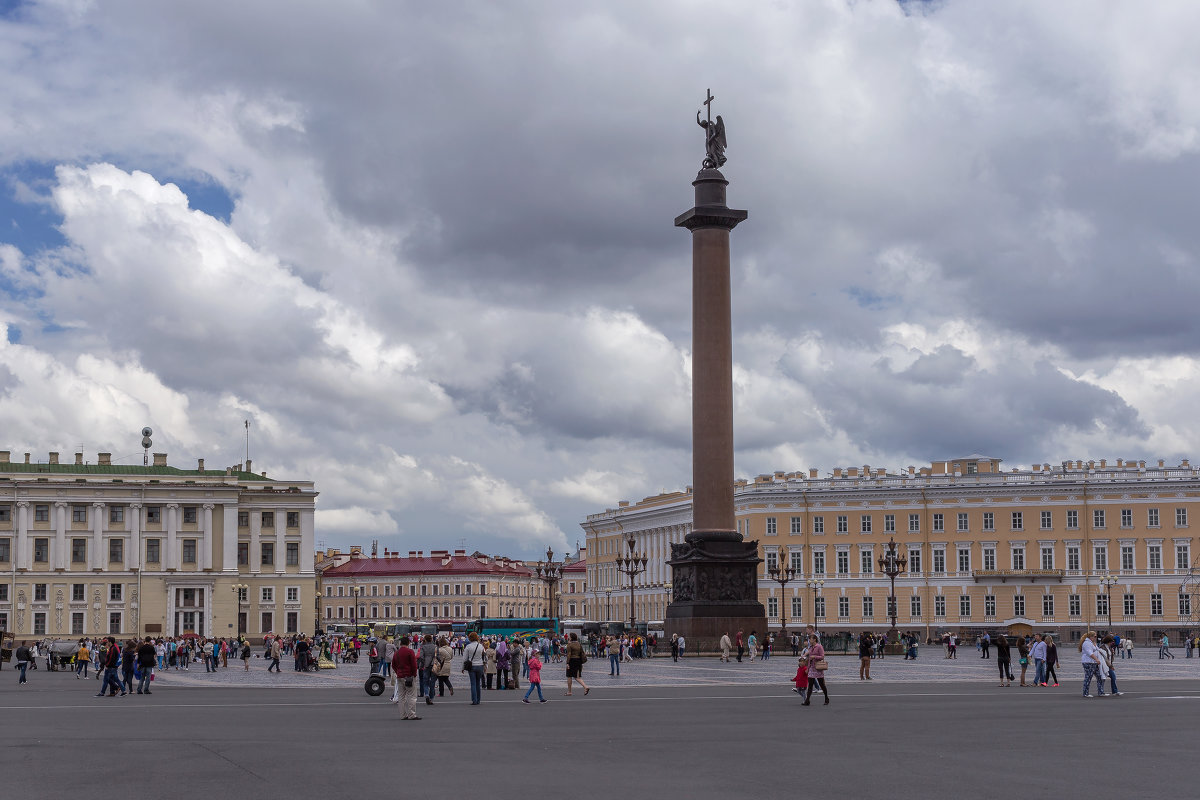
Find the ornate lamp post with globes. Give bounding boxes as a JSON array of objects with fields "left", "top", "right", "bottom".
[
  {"left": 534, "top": 547, "right": 562, "bottom": 633},
  {"left": 616, "top": 535, "right": 648, "bottom": 634},
  {"left": 1099, "top": 573, "right": 1118, "bottom": 631},
  {"left": 806, "top": 577, "right": 824, "bottom": 629},
  {"left": 877, "top": 537, "right": 908, "bottom": 641},
  {"left": 766, "top": 563, "right": 797, "bottom": 635},
  {"left": 232, "top": 583, "right": 248, "bottom": 641}
]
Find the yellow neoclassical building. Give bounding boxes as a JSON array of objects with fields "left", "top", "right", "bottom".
[
  {"left": 0, "top": 449, "right": 318, "bottom": 642},
  {"left": 581, "top": 455, "right": 1200, "bottom": 645}
]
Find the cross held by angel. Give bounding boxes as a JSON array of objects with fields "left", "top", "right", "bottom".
[{"left": 697, "top": 88, "right": 727, "bottom": 169}]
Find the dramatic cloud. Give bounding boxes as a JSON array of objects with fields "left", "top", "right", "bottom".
[{"left": 1, "top": 1, "right": 1198, "bottom": 558}]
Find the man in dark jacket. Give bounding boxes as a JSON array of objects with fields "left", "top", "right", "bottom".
[
  {"left": 136, "top": 638, "right": 157, "bottom": 694},
  {"left": 96, "top": 637, "right": 124, "bottom": 697},
  {"left": 15, "top": 641, "right": 31, "bottom": 684},
  {"left": 391, "top": 635, "right": 420, "bottom": 721}
]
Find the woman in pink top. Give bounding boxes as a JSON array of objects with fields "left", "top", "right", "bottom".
[
  {"left": 522, "top": 651, "right": 546, "bottom": 703},
  {"left": 802, "top": 634, "right": 830, "bottom": 706}
]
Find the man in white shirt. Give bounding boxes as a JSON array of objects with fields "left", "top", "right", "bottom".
[{"left": 1030, "top": 634, "right": 1048, "bottom": 686}]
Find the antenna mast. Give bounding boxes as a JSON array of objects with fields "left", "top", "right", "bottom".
[{"left": 244, "top": 419, "right": 250, "bottom": 465}]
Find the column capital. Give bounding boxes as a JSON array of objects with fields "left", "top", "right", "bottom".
[
  {"left": 16, "top": 500, "right": 28, "bottom": 508},
  {"left": 91, "top": 501, "right": 106, "bottom": 509},
  {"left": 54, "top": 500, "right": 68, "bottom": 508},
  {"left": 166, "top": 503, "right": 180, "bottom": 509},
  {"left": 203, "top": 503, "right": 215, "bottom": 511},
  {"left": 129, "top": 503, "right": 143, "bottom": 509}
]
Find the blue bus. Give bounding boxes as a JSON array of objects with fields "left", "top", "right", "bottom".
[{"left": 469, "top": 617, "right": 558, "bottom": 639}]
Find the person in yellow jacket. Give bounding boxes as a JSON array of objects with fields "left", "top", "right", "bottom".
[{"left": 75, "top": 641, "right": 91, "bottom": 678}]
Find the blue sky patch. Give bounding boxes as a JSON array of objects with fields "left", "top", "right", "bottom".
[
  {"left": 166, "top": 174, "right": 236, "bottom": 223},
  {"left": 845, "top": 286, "right": 895, "bottom": 311},
  {"left": 0, "top": 161, "right": 67, "bottom": 255}
]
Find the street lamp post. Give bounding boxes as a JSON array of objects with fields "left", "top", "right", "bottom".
[
  {"left": 1100, "top": 573, "right": 1118, "bottom": 632},
  {"left": 534, "top": 548, "right": 562, "bottom": 632},
  {"left": 232, "top": 583, "right": 248, "bottom": 641},
  {"left": 616, "top": 535, "right": 648, "bottom": 634},
  {"left": 350, "top": 585, "right": 361, "bottom": 636},
  {"left": 766, "top": 564, "right": 797, "bottom": 635},
  {"left": 605, "top": 588, "right": 612, "bottom": 623},
  {"left": 806, "top": 577, "right": 824, "bottom": 629},
  {"left": 877, "top": 537, "right": 908, "bottom": 640}
]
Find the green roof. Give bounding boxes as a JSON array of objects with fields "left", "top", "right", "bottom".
[{"left": 0, "top": 462, "right": 270, "bottom": 481}]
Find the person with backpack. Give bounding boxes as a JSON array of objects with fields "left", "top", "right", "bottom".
[
  {"left": 391, "top": 635, "right": 421, "bottom": 721},
  {"left": 96, "top": 637, "right": 124, "bottom": 697},
  {"left": 522, "top": 648, "right": 546, "bottom": 703}
]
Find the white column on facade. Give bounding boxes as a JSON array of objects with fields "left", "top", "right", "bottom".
[
  {"left": 300, "top": 509, "right": 315, "bottom": 575},
  {"left": 129, "top": 503, "right": 142, "bottom": 570},
  {"left": 54, "top": 501, "right": 68, "bottom": 570},
  {"left": 274, "top": 509, "right": 286, "bottom": 575},
  {"left": 202, "top": 504, "right": 214, "bottom": 570},
  {"left": 249, "top": 508, "right": 261, "bottom": 575},
  {"left": 91, "top": 502, "right": 105, "bottom": 570},
  {"left": 166, "top": 503, "right": 179, "bottom": 571},
  {"left": 222, "top": 505, "right": 238, "bottom": 572},
  {"left": 15, "top": 501, "right": 29, "bottom": 570}
]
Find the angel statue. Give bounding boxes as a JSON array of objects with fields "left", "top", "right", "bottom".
[{"left": 697, "top": 110, "right": 727, "bottom": 169}]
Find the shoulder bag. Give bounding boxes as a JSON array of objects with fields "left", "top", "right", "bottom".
[{"left": 813, "top": 658, "right": 829, "bottom": 672}]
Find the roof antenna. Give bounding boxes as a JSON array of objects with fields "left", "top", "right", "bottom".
[
  {"left": 141, "top": 427, "right": 153, "bottom": 466},
  {"left": 244, "top": 419, "right": 250, "bottom": 467}
]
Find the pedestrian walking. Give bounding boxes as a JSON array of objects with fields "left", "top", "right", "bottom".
[
  {"left": 1043, "top": 634, "right": 1060, "bottom": 687},
  {"left": 432, "top": 636, "right": 454, "bottom": 697},
  {"left": 719, "top": 632, "right": 732, "bottom": 663},
  {"left": 75, "top": 640, "right": 90, "bottom": 678},
  {"left": 858, "top": 633, "right": 872, "bottom": 680},
  {"left": 801, "top": 634, "right": 830, "bottom": 706},
  {"left": 1160, "top": 633, "right": 1174, "bottom": 659},
  {"left": 980, "top": 632, "right": 991, "bottom": 659},
  {"left": 608, "top": 635, "right": 621, "bottom": 676},
  {"left": 565, "top": 632, "right": 590, "bottom": 696},
  {"left": 267, "top": 637, "right": 282, "bottom": 672},
  {"left": 136, "top": 637, "right": 156, "bottom": 694},
  {"left": 523, "top": 649, "right": 546, "bottom": 703},
  {"left": 1079, "top": 631, "right": 1106, "bottom": 697},
  {"left": 995, "top": 634, "right": 1013, "bottom": 687},
  {"left": 462, "top": 632, "right": 486, "bottom": 705},
  {"left": 392, "top": 635, "right": 421, "bottom": 720},
  {"left": 736, "top": 630, "right": 745, "bottom": 663},
  {"left": 1030, "top": 633, "right": 1047, "bottom": 686},
  {"left": 15, "top": 641, "right": 31, "bottom": 685},
  {"left": 748, "top": 630, "right": 758, "bottom": 661},
  {"left": 1017, "top": 637, "right": 1031, "bottom": 686}
]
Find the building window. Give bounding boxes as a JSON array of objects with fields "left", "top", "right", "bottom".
[
  {"left": 1067, "top": 546, "right": 1080, "bottom": 571},
  {"left": 1093, "top": 509, "right": 1105, "bottom": 529},
  {"left": 836, "top": 551, "right": 849, "bottom": 575},
  {"left": 767, "top": 597, "right": 779, "bottom": 618},
  {"left": 791, "top": 596, "right": 803, "bottom": 618},
  {"left": 837, "top": 596, "right": 849, "bottom": 618},
  {"left": 1120, "top": 508, "right": 1132, "bottom": 528},
  {"left": 765, "top": 517, "right": 777, "bottom": 536},
  {"left": 34, "top": 583, "right": 47, "bottom": 601},
  {"left": 1011, "top": 547, "right": 1025, "bottom": 570},
  {"left": 958, "top": 594, "right": 970, "bottom": 617},
  {"left": 1011, "top": 511, "right": 1023, "bottom": 531},
  {"left": 1042, "top": 594, "right": 1054, "bottom": 617},
  {"left": 1149, "top": 545, "right": 1162, "bottom": 570},
  {"left": 957, "top": 513, "right": 969, "bottom": 532},
  {"left": 237, "top": 542, "right": 249, "bottom": 565},
  {"left": 908, "top": 548, "right": 921, "bottom": 574},
  {"left": 1180, "top": 593, "right": 1192, "bottom": 618},
  {"left": 371, "top": 584, "right": 379, "bottom": 597},
  {"left": 1040, "top": 547, "right": 1054, "bottom": 570},
  {"left": 790, "top": 550, "right": 803, "bottom": 572},
  {"left": 1096, "top": 594, "right": 1108, "bottom": 618},
  {"left": 0, "top": 538, "right": 8, "bottom": 563},
  {"left": 812, "top": 551, "right": 825, "bottom": 575},
  {"left": 33, "top": 612, "right": 47, "bottom": 635},
  {"left": 1120, "top": 545, "right": 1134, "bottom": 571},
  {"left": 0, "top": 507, "right": 8, "bottom": 522},
  {"left": 182, "top": 539, "right": 197, "bottom": 564},
  {"left": 107, "top": 612, "right": 120, "bottom": 634},
  {"left": 287, "top": 511, "right": 300, "bottom": 528},
  {"left": 34, "top": 504, "right": 49, "bottom": 522},
  {"left": 262, "top": 587, "right": 274, "bottom": 602},
  {"left": 1123, "top": 593, "right": 1136, "bottom": 616},
  {"left": 109, "top": 583, "right": 122, "bottom": 601},
  {"left": 932, "top": 513, "right": 944, "bottom": 532},
  {"left": 1013, "top": 594, "right": 1025, "bottom": 617},
  {"left": 72, "top": 583, "right": 84, "bottom": 601},
  {"left": 1150, "top": 593, "right": 1163, "bottom": 616},
  {"left": 146, "top": 506, "right": 161, "bottom": 524},
  {"left": 934, "top": 595, "right": 946, "bottom": 617},
  {"left": 859, "top": 549, "right": 873, "bottom": 575},
  {"left": 884, "top": 514, "right": 895, "bottom": 533},
  {"left": 238, "top": 511, "right": 249, "bottom": 527},
  {"left": 287, "top": 587, "right": 299, "bottom": 603},
  {"left": 72, "top": 505, "right": 87, "bottom": 523},
  {"left": 908, "top": 514, "right": 920, "bottom": 533},
  {"left": 814, "top": 597, "right": 825, "bottom": 619},
  {"left": 1040, "top": 510, "right": 1052, "bottom": 530},
  {"left": 1177, "top": 508, "right": 1188, "bottom": 528},
  {"left": 982, "top": 548, "right": 995, "bottom": 571},
  {"left": 181, "top": 506, "right": 196, "bottom": 524},
  {"left": 287, "top": 542, "right": 299, "bottom": 566},
  {"left": 836, "top": 515, "right": 848, "bottom": 534},
  {"left": 262, "top": 511, "right": 275, "bottom": 527},
  {"left": 261, "top": 543, "right": 274, "bottom": 566},
  {"left": 812, "top": 516, "right": 824, "bottom": 534},
  {"left": 71, "top": 539, "right": 87, "bottom": 563},
  {"left": 1148, "top": 508, "right": 1160, "bottom": 528},
  {"left": 860, "top": 515, "right": 872, "bottom": 534},
  {"left": 1066, "top": 509, "right": 1079, "bottom": 529},
  {"left": 984, "top": 595, "right": 996, "bottom": 617},
  {"left": 982, "top": 512, "right": 995, "bottom": 531},
  {"left": 910, "top": 595, "right": 921, "bottom": 617},
  {"left": 862, "top": 596, "right": 874, "bottom": 618},
  {"left": 932, "top": 549, "right": 946, "bottom": 575},
  {"left": 765, "top": 550, "right": 778, "bottom": 573},
  {"left": 71, "top": 612, "right": 84, "bottom": 634},
  {"left": 790, "top": 517, "right": 802, "bottom": 535},
  {"left": 1069, "top": 594, "right": 1081, "bottom": 617},
  {"left": 34, "top": 538, "right": 48, "bottom": 563},
  {"left": 1092, "top": 545, "right": 1106, "bottom": 572},
  {"left": 957, "top": 548, "right": 970, "bottom": 573},
  {"left": 146, "top": 539, "right": 160, "bottom": 563},
  {"left": 109, "top": 506, "right": 124, "bottom": 524},
  {"left": 261, "top": 612, "right": 273, "bottom": 633},
  {"left": 287, "top": 611, "right": 298, "bottom": 633},
  {"left": 109, "top": 538, "right": 123, "bottom": 563},
  {"left": 1176, "top": 543, "right": 1190, "bottom": 570}
]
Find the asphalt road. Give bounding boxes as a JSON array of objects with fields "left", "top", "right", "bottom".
[{"left": 2, "top": 670, "right": 1197, "bottom": 798}]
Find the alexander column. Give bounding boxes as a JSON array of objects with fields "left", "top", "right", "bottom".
[{"left": 665, "top": 90, "right": 765, "bottom": 653}]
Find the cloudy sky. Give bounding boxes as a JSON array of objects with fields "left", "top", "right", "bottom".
[{"left": 2, "top": 0, "right": 1199, "bottom": 559}]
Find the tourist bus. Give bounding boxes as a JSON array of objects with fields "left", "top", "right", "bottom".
[{"left": 469, "top": 617, "right": 559, "bottom": 640}]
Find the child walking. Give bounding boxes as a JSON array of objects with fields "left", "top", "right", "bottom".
[{"left": 522, "top": 650, "right": 547, "bottom": 704}]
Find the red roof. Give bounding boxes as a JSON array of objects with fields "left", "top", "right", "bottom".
[
  {"left": 562, "top": 558, "right": 586, "bottom": 573},
  {"left": 323, "top": 555, "right": 534, "bottom": 578}
]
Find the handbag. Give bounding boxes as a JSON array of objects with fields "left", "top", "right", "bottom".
[
  {"left": 1019, "top": 657, "right": 1029, "bottom": 666},
  {"left": 813, "top": 658, "right": 829, "bottom": 672}
]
